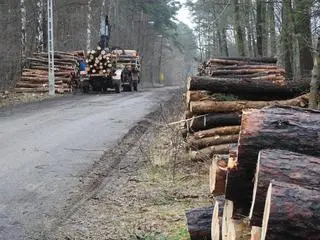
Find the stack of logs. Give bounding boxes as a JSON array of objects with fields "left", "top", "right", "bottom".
[
  {"left": 15, "top": 51, "right": 84, "bottom": 94},
  {"left": 185, "top": 57, "right": 310, "bottom": 162},
  {"left": 184, "top": 58, "right": 319, "bottom": 240},
  {"left": 86, "top": 46, "right": 117, "bottom": 74}
]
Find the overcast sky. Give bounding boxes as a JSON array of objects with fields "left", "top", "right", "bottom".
[{"left": 176, "top": 0, "right": 195, "bottom": 29}]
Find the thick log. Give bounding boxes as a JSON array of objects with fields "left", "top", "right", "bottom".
[
  {"left": 209, "top": 155, "right": 228, "bottom": 196},
  {"left": 190, "top": 94, "right": 309, "bottom": 114},
  {"left": 249, "top": 149, "right": 320, "bottom": 227},
  {"left": 225, "top": 106, "right": 320, "bottom": 217},
  {"left": 193, "top": 126, "right": 240, "bottom": 139},
  {"left": 187, "top": 76, "right": 309, "bottom": 96},
  {"left": 261, "top": 181, "right": 320, "bottom": 240},
  {"left": 190, "top": 113, "right": 241, "bottom": 132},
  {"left": 190, "top": 143, "right": 237, "bottom": 162},
  {"left": 188, "top": 134, "right": 239, "bottom": 150}
]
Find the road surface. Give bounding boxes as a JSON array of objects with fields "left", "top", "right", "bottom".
[{"left": 0, "top": 88, "right": 175, "bottom": 239}]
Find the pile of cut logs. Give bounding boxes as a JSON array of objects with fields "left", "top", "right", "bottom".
[
  {"left": 86, "top": 46, "right": 117, "bottom": 74},
  {"left": 15, "top": 51, "right": 84, "bottom": 94},
  {"left": 184, "top": 58, "right": 319, "bottom": 240},
  {"left": 184, "top": 57, "right": 310, "bottom": 162}
]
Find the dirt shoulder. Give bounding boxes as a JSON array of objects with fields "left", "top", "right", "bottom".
[{"left": 50, "top": 90, "right": 211, "bottom": 240}]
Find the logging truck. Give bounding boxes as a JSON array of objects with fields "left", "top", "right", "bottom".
[{"left": 78, "top": 48, "right": 141, "bottom": 93}]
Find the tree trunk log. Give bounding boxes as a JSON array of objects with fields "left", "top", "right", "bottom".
[
  {"left": 225, "top": 106, "right": 320, "bottom": 217},
  {"left": 250, "top": 149, "right": 320, "bottom": 227},
  {"left": 190, "top": 94, "right": 309, "bottom": 114},
  {"left": 186, "top": 200, "right": 224, "bottom": 240},
  {"left": 190, "top": 144, "right": 237, "bottom": 162},
  {"left": 193, "top": 126, "right": 241, "bottom": 140},
  {"left": 210, "top": 69, "right": 285, "bottom": 76},
  {"left": 190, "top": 113, "right": 242, "bottom": 132},
  {"left": 261, "top": 181, "right": 320, "bottom": 240},
  {"left": 210, "top": 155, "right": 228, "bottom": 196},
  {"left": 207, "top": 57, "right": 277, "bottom": 65},
  {"left": 187, "top": 90, "right": 212, "bottom": 106},
  {"left": 188, "top": 134, "right": 239, "bottom": 150},
  {"left": 187, "top": 76, "right": 309, "bottom": 96},
  {"left": 250, "top": 227, "right": 261, "bottom": 240}
]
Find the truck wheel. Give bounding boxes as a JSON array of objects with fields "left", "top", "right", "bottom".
[
  {"left": 115, "top": 83, "right": 121, "bottom": 93},
  {"left": 128, "top": 82, "right": 133, "bottom": 92},
  {"left": 133, "top": 81, "right": 138, "bottom": 91},
  {"left": 82, "top": 85, "right": 89, "bottom": 93}
]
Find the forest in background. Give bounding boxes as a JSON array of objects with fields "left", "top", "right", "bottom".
[
  {"left": 187, "top": 0, "right": 320, "bottom": 80},
  {"left": 0, "top": 0, "right": 197, "bottom": 89}
]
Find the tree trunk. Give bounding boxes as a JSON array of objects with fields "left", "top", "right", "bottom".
[
  {"left": 233, "top": 0, "right": 245, "bottom": 56},
  {"left": 36, "top": 0, "right": 44, "bottom": 52},
  {"left": 188, "top": 134, "right": 239, "bottom": 150},
  {"left": 294, "top": 0, "right": 313, "bottom": 74},
  {"left": 309, "top": 36, "right": 320, "bottom": 109},
  {"left": 221, "top": 28, "right": 229, "bottom": 57},
  {"left": 20, "top": 0, "right": 26, "bottom": 59},
  {"left": 190, "top": 94, "right": 309, "bottom": 114},
  {"left": 190, "top": 113, "right": 242, "bottom": 132},
  {"left": 256, "top": 0, "right": 267, "bottom": 57},
  {"left": 249, "top": 149, "right": 320, "bottom": 227},
  {"left": 86, "top": 0, "right": 93, "bottom": 51},
  {"left": 261, "top": 181, "right": 320, "bottom": 240},
  {"left": 187, "top": 76, "right": 309, "bottom": 97},
  {"left": 193, "top": 126, "right": 241, "bottom": 140},
  {"left": 267, "top": 2, "right": 276, "bottom": 57},
  {"left": 225, "top": 106, "right": 320, "bottom": 217},
  {"left": 186, "top": 201, "right": 224, "bottom": 240},
  {"left": 210, "top": 155, "right": 228, "bottom": 196}
]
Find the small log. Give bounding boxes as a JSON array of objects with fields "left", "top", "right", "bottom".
[
  {"left": 193, "top": 126, "right": 241, "bottom": 139},
  {"left": 222, "top": 200, "right": 234, "bottom": 240},
  {"left": 190, "top": 113, "right": 241, "bottom": 132},
  {"left": 187, "top": 76, "right": 309, "bottom": 96},
  {"left": 210, "top": 155, "right": 228, "bottom": 196},
  {"left": 188, "top": 134, "right": 239, "bottom": 150},
  {"left": 190, "top": 94, "right": 309, "bottom": 114},
  {"left": 261, "top": 181, "right": 320, "bottom": 240},
  {"left": 249, "top": 149, "right": 320, "bottom": 227},
  {"left": 225, "top": 106, "right": 320, "bottom": 217},
  {"left": 190, "top": 143, "right": 237, "bottom": 162}
]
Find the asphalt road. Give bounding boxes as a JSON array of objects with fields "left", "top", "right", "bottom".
[{"left": 0, "top": 88, "right": 176, "bottom": 239}]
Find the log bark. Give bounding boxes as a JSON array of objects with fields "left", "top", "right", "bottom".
[
  {"left": 188, "top": 134, "right": 239, "bottom": 150},
  {"left": 250, "top": 149, "right": 320, "bottom": 227},
  {"left": 190, "top": 143, "right": 237, "bottom": 162},
  {"left": 187, "top": 76, "right": 309, "bottom": 96},
  {"left": 186, "top": 90, "right": 212, "bottom": 105},
  {"left": 225, "top": 106, "right": 320, "bottom": 217},
  {"left": 210, "top": 155, "right": 228, "bottom": 196},
  {"left": 190, "top": 113, "right": 242, "bottom": 132},
  {"left": 261, "top": 181, "right": 320, "bottom": 240},
  {"left": 210, "top": 69, "right": 285, "bottom": 76},
  {"left": 207, "top": 57, "right": 277, "bottom": 65},
  {"left": 193, "top": 126, "right": 241, "bottom": 140},
  {"left": 190, "top": 93, "right": 309, "bottom": 114}
]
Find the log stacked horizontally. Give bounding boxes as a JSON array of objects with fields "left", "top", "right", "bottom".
[
  {"left": 15, "top": 51, "right": 84, "bottom": 94},
  {"left": 184, "top": 57, "right": 319, "bottom": 240}
]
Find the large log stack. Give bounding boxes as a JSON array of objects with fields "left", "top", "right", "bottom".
[
  {"left": 15, "top": 51, "right": 84, "bottom": 94},
  {"left": 184, "top": 58, "right": 309, "bottom": 162},
  {"left": 184, "top": 57, "right": 320, "bottom": 240}
]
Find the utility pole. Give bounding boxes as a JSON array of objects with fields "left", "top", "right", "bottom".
[{"left": 47, "top": 0, "right": 55, "bottom": 95}]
